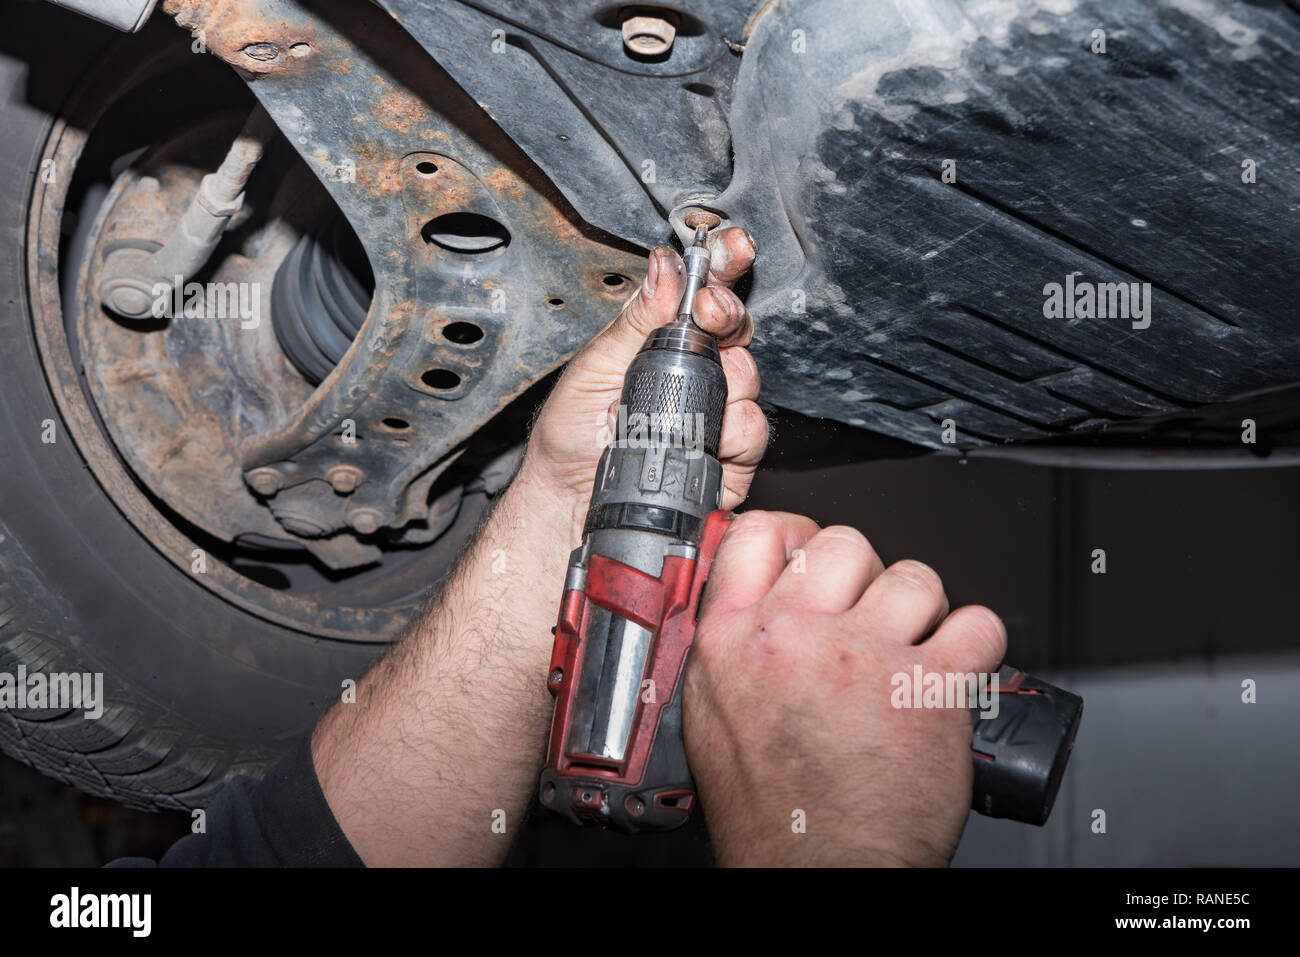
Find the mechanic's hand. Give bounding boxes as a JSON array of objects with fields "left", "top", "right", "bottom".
[
  {"left": 519, "top": 228, "right": 765, "bottom": 539},
  {"left": 684, "top": 511, "right": 1007, "bottom": 867}
]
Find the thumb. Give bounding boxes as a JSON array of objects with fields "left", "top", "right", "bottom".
[{"left": 577, "top": 247, "right": 685, "bottom": 373}]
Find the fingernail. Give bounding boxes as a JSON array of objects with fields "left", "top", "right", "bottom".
[
  {"left": 709, "top": 287, "right": 737, "bottom": 323},
  {"left": 742, "top": 229, "right": 758, "bottom": 255},
  {"left": 643, "top": 249, "right": 660, "bottom": 299}
]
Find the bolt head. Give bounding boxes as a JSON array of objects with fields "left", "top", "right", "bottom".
[
  {"left": 683, "top": 209, "right": 723, "bottom": 230},
  {"left": 246, "top": 467, "right": 282, "bottom": 496},
  {"left": 242, "top": 42, "right": 280, "bottom": 61},
  {"left": 349, "top": 508, "right": 383, "bottom": 535},
  {"left": 622, "top": 14, "right": 677, "bottom": 56},
  {"left": 326, "top": 465, "right": 364, "bottom": 494}
]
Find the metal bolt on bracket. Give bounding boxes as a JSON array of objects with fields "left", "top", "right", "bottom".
[
  {"left": 348, "top": 508, "right": 383, "bottom": 535},
  {"left": 245, "top": 467, "right": 283, "bottom": 496},
  {"left": 326, "top": 465, "right": 365, "bottom": 494},
  {"left": 621, "top": 8, "right": 678, "bottom": 56}
]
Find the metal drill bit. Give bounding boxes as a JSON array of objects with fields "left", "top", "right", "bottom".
[{"left": 676, "top": 225, "right": 711, "bottom": 325}]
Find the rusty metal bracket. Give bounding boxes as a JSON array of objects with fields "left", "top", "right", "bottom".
[{"left": 162, "top": 0, "right": 643, "bottom": 539}]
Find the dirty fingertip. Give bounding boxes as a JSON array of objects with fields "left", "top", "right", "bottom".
[
  {"left": 708, "top": 227, "right": 757, "bottom": 283},
  {"left": 706, "top": 231, "right": 734, "bottom": 275},
  {"left": 694, "top": 286, "right": 736, "bottom": 334}
]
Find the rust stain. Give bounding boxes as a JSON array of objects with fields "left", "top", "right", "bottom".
[
  {"left": 157, "top": 434, "right": 191, "bottom": 467},
  {"left": 375, "top": 88, "right": 433, "bottom": 135},
  {"left": 742, "top": 0, "right": 782, "bottom": 40},
  {"left": 352, "top": 142, "right": 405, "bottom": 197},
  {"left": 162, "top": 0, "right": 319, "bottom": 78},
  {"left": 483, "top": 166, "right": 526, "bottom": 200}
]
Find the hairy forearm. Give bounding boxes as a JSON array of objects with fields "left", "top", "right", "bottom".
[
  {"left": 311, "top": 466, "right": 581, "bottom": 866},
  {"left": 306, "top": 233, "right": 761, "bottom": 866}
]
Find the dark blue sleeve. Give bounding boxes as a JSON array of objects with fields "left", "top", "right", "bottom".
[{"left": 109, "top": 735, "right": 363, "bottom": 867}]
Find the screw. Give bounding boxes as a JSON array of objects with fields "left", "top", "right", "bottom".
[
  {"left": 242, "top": 42, "right": 280, "bottom": 61},
  {"left": 348, "top": 508, "right": 383, "bottom": 535},
  {"left": 548, "top": 668, "right": 564, "bottom": 687},
  {"left": 326, "top": 465, "right": 364, "bottom": 494},
  {"left": 621, "top": 11, "right": 677, "bottom": 56},
  {"left": 246, "top": 467, "right": 282, "bottom": 496},
  {"left": 684, "top": 209, "right": 723, "bottom": 231}
]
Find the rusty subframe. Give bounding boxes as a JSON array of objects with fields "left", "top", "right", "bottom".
[
  {"left": 127, "top": 0, "right": 644, "bottom": 545},
  {"left": 28, "top": 0, "right": 648, "bottom": 639}
]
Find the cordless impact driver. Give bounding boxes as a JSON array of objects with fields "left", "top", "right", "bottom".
[{"left": 538, "top": 222, "right": 1083, "bottom": 833}]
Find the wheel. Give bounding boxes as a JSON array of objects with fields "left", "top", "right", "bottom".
[{"left": 0, "top": 6, "right": 543, "bottom": 810}]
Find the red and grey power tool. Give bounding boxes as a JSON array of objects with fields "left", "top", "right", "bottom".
[{"left": 538, "top": 223, "right": 1083, "bottom": 833}]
